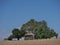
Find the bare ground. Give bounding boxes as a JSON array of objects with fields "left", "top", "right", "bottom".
[{"left": 0, "top": 39, "right": 60, "bottom": 45}]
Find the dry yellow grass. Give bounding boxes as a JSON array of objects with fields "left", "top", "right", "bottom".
[{"left": 0, "top": 38, "right": 60, "bottom": 45}]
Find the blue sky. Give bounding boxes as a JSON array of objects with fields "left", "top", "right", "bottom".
[{"left": 0, "top": 0, "right": 60, "bottom": 40}]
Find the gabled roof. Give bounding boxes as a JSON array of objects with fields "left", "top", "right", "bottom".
[{"left": 25, "top": 33, "right": 34, "bottom": 36}]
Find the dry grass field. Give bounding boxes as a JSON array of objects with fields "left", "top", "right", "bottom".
[{"left": 0, "top": 38, "right": 60, "bottom": 45}]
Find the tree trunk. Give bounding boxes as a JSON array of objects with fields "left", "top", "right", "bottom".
[
  {"left": 17, "top": 38, "right": 19, "bottom": 40},
  {"left": 56, "top": 36, "right": 58, "bottom": 38}
]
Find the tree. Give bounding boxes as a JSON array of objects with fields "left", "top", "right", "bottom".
[
  {"left": 41, "top": 20, "right": 47, "bottom": 26},
  {"left": 55, "top": 33, "right": 58, "bottom": 38},
  {"left": 12, "top": 28, "right": 26, "bottom": 40},
  {"left": 34, "top": 23, "right": 58, "bottom": 39},
  {"left": 8, "top": 19, "right": 58, "bottom": 40},
  {"left": 50, "top": 29, "right": 58, "bottom": 38},
  {"left": 34, "top": 24, "right": 47, "bottom": 39},
  {"left": 20, "top": 30, "right": 26, "bottom": 37},
  {"left": 8, "top": 35, "right": 13, "bottom": 40},
  {"left": 21, "top": 19, "right": 58, "bottom": 39},
  {"left": 53, "top": 31, "right": 58, "bottom": 38},
  {"left": 21, "top": 19, "right": 41, "bottom": 33},
  {"left": 12, "top": 28, "right": 21, "bottom": 40}
]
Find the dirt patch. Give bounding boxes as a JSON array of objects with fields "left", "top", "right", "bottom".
[{"left": 0, "top": 39, "right": 60, "bottom": 45}]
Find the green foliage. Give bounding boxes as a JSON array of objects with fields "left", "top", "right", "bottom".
[
  {"left": 21, "top": 19, "right": 58, "bottom": 39},
  {"left": 8, "top": 35, "right": 13, "bottom": 40},
  {"left": 12, "top": 28, "right": 26, "bottom": 40},
  {"left": 8, "top": 19, "right": 58, "bottom": 40},
  {"left": 34, "top": 24, "right": 58, "bottom": 39},
  {"left": 12, "top": 28, "right": 20, "bottom": 36},
  {"left": 21, "top": 19, "right": 41, "bottom": 33},
  {"left": 20, "top": 30, "right": 26, "bottom": 36}
]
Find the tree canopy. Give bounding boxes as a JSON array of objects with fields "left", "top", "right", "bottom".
[
  {"left": 21, "top": 19, "right": 58, "bottom": 39},
  {"left": 7, "top": 28, "right": 26, "bottom": 40},
  {"left": 7, "top": 19, "right": 58, "bottom": 40}
]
